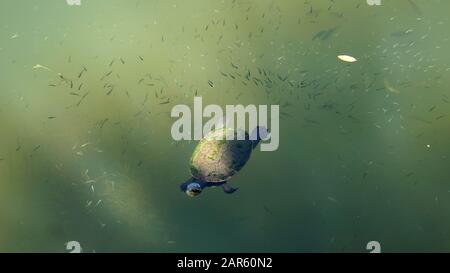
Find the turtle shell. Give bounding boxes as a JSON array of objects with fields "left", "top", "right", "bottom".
[{"left": 189, "top": 127, "right": 253, "bottom": 183}]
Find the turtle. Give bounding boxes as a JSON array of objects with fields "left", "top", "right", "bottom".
[{"left": 180, "top": 126, "right": 268, "bottom": 197}]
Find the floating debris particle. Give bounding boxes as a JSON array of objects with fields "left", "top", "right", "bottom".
[
  {"left": 33, "top": 64, "right": 52, "bottom": 71},
  {"left": 384, "top": 79, "right": 400, "bottom": 94}
]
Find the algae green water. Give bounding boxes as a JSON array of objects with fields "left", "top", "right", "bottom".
[{"left": 0, "top": 0, "right": 449, "bottom": 252}]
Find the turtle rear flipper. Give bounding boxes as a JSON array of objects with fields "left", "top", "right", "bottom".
[{"left": 222, "top": 184, "right": 238, "bottom": 194}]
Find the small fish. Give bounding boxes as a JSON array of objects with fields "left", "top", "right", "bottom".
[
  {"left": 76, "top": 92, "right": 90, "bottom": 107},
  {"left": 409, "top": 116, "right": 431, "bottom": 124},
  {"left": 407, "top": 0, "right": 422, "bottom": 15},
  {"left": 98, "top": 118, "right": 109, "bottom": 129},
  {"left": 304, "top": 118, "right": 320, "bottom": 124},
  {"left": 80, "top": 143, "right": 91, "bottom": 148},
  {"left": 391, "top": 30, "right": 414, "bottom": 37},
  {"left": 103, "top": 70, "right": 113, "bottom": 77},
  {"left": 78, "top": 67, "right": 87, "bottom": 78},
  {"left": 48, "top": 116, "right": 56, "bottom": 119},
  {"left": 142, "top": 93, "right": 149, "bottom": 105},
  {"left": 58, "top": 73, "right": 67, "bottom": 81},
  {"left": 208, "top": 80, "right": 214, "bottom": 87},
  {"left": 384, "top": 79, "right": 400, "bottom": 94},
  {"left": 313, "top": 27, "right": 337, "bottom": 41},
  {"left": 327, "top": 196, "right": 339, "bottom": 203},
  {"left": 263, "top": 205, "right": 272, "bottom": 214}
]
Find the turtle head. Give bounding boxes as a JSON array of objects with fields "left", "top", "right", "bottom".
[{"left": 186, "top": 182, "right": 203, "bottom": 197}]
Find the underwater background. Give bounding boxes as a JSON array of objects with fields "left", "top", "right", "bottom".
[{"left": 0, "top": 0, "right": 449, "bottom": 252}]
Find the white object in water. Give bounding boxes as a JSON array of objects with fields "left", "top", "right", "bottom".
[
  {"left": 33, "top": 64, "right": 52, "bottom": 71},
  {"left": 337, "top": 55, "right": 357, "bottom": 63}
]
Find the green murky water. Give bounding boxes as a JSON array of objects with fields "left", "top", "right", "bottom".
[{"left": 0, "top": 0, "right": 449, "bottom": 252}]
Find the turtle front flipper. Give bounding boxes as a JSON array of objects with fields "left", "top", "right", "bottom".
[{"left": 222, "top": 183, "right": 239, "bottom": 194}]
